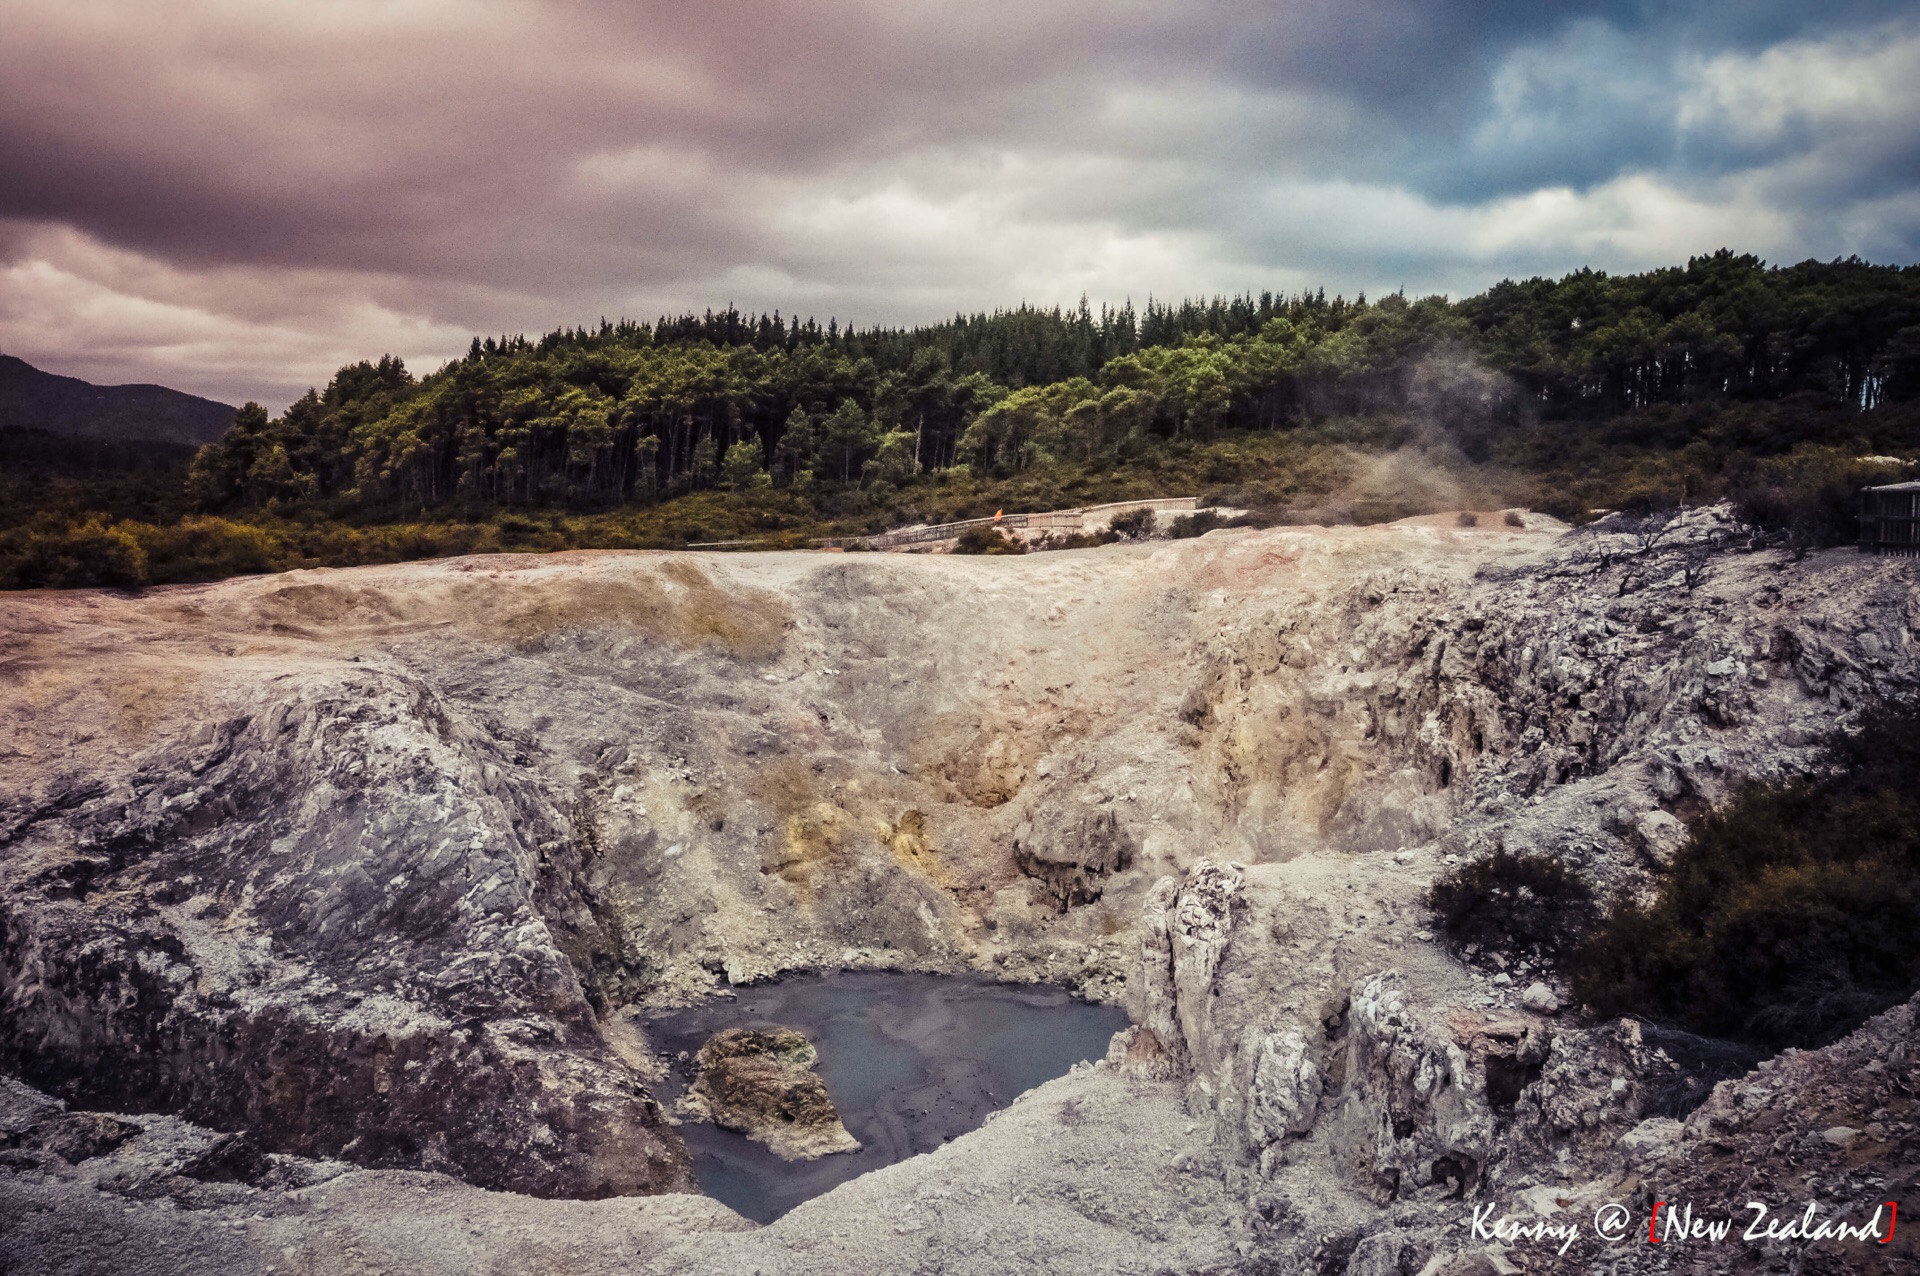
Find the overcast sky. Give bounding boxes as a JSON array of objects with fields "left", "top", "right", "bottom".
[{"left": 3, "top": 1, "right": 1917, "bottom": 409}]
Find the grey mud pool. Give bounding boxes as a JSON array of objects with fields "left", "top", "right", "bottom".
[{"left": 645, "top": 971, "right": 1130, "bottom": 1221}]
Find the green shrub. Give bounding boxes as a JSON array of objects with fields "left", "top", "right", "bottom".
[
  {"left": 1426, "top": 849, "right": 1597, "bottom": 965},
  {"left": 1573, "top": 704, "right": 1920, "bottom": 1047},
  {"left": 0, "top": 519, "right": 149, "bottom": 590},
  {"left": 133, "top": 516, "right": 283, "bottom": 582},
  {"left": 1108, "top": 507, "right": 1156, "bottom": 540}
]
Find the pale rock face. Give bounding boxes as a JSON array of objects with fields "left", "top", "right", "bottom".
[
  {"left": 1332, "top": 973, "right": 1496, "bottom": 1202},
  {"left": 0, "top": 670, "right": 689, "bottom": 1199},
  {"left": 1618, "top": 1115, "right": 1684, "bottom": 1166},
  {"left": 1126, "top": 875, "right": 1186, "bottom": 1071},
  {"left": 1169, "top": 862, "right": 1241, "bottom": 1075},
  {"left": 1506, "top": 1018, "right": 1671, "bottom": 1164},
  {"left": 1012, "top": 804, "right": 1137, "bottom": 911},
  {"left": 1245, "top": 1024, "right": 1321, "bottom": 1146},
  {"left": 1632, "top": 809, "right": 1687, "bottom": 868},
  {"left": 1104, "top": 1023, "right": 1178, "bottom": 1080},
  {"left": 1344, "top": 1230, "right": 1429, "bottom": 1276},
  {"left": 1122, "top": 860, "right": 1240, "bottom": 1077}
]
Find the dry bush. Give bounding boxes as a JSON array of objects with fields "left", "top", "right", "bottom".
[
  {"left": 952, "top": 526, "right": 1026, "bottom": 555},
  {"left": 1426, "top": 849, "right": 1597, "bottom": 966},
  {"left": 1107, "top": 507, "right": 1157, "bottom": 540},
  {"left": 1167, "top": 510, "right": 1227, "bottom": 539},
  {"left": 1034, "top": 530, "right": 1118, "bottom": 551},
  {"left": 1573, "top": 703, "right": 1920, "bottom": 1047}
]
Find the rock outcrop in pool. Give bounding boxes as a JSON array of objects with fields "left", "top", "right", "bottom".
[{"left": 684, "top": 1026, "right": 859, "bottom": 1161}]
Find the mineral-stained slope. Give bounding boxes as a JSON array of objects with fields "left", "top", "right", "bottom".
[{"left": 2, "top": 508, "right": 1917, "bottom": 1271}]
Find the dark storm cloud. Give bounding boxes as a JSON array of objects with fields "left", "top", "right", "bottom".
[{"left": 0, "top": 0, "right": 1915, "bottom": 406}]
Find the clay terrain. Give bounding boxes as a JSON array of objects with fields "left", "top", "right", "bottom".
[{"left": 3, "top": 510, "right": 1918, "bottom": 1274}]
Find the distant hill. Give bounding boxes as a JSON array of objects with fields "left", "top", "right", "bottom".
[{"left": 0, "top": 354, "right": 235, "bottom": 446}]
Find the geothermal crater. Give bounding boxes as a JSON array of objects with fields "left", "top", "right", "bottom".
[{"left": 4, "top": 511, "right": 1919, "bottom": 1273}]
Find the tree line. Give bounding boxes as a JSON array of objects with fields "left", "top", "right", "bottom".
[{"left": 187, "top": 252, "right": 1920, "bottom": 518}]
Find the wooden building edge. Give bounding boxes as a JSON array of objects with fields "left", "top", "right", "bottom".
[{"left": 1861, "top": 482, "right": 1920, "bottom": 557}]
